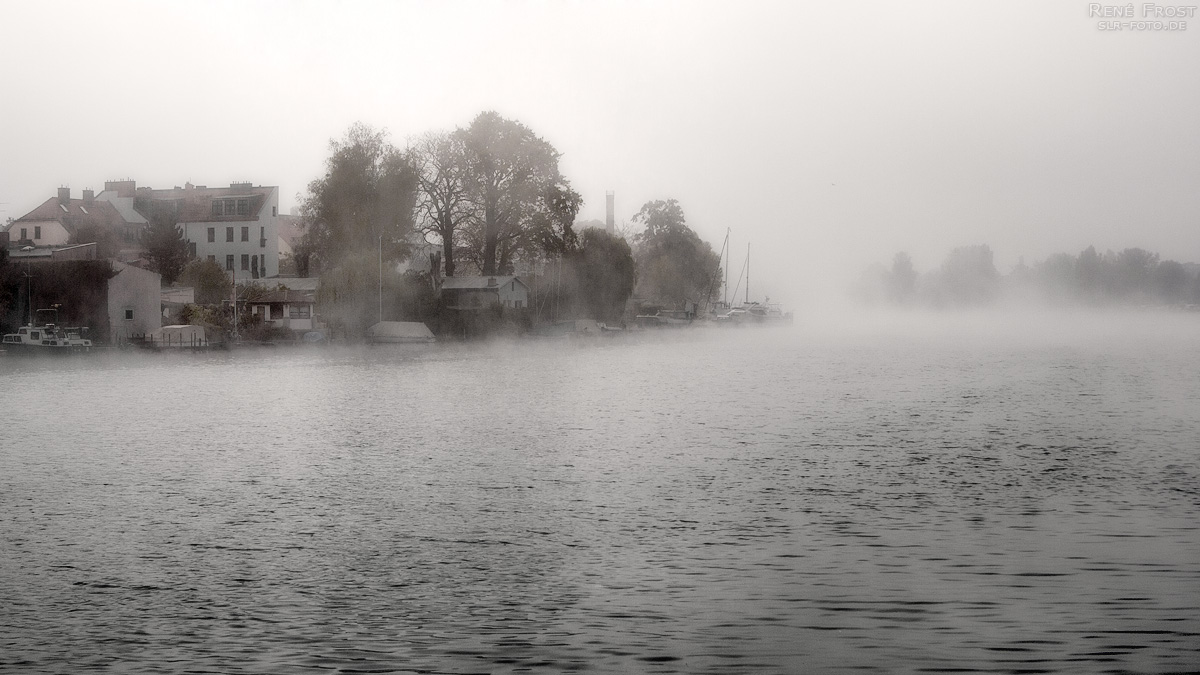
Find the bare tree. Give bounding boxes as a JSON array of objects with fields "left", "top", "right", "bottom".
[{"left": 412, "top": 131, "right": 471, "bottom": 277}]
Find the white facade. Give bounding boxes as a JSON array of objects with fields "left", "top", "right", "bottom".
[
  {"left": 182, "top": 186, "right": 281, "bottom": 280},
  {"left": 108, "top": 261, "right": 162, "bottom": 342}
]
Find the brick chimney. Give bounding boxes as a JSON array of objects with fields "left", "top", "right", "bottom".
[
  {"left": 58, "top": 187, "right": 71, "bottom": 204},
  {"left": 82, "top": 189, "right": 94, "bottom": 204},
  {"left": 104, "top": 180, "right": 136, "bottom": 197}
]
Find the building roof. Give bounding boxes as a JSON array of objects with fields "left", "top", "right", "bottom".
[
  {"left": 246, "top": 276, "right": 320, "bottom": 292},
  {"left": 246, "top": 289, "right": 315, "bottom": 304},
  {"left": 6, "top": 243, "right": 99, "bottom": 260},
  {"left": 95, "top": 181, "right": 276, "bottom": 224},
  {"left": 276, "top": 214, "right": 306, "bottom": 248},
  {"left": 440, "top": 275, "right": 527, "bottom": 290},
  {"left": 4, "top": 196, "right": 128, "bottom": 234}
]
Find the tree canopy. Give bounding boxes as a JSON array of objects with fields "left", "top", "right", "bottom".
[
  {"left": 457, "top": 111, "right": 580, "bottom": 275},
  {"left": 178, "top": 258, "right": 232, "bottom": 305},
  {"left": 565, "top": 228, "right": 636, "bottom": 322},
  {"left": 299, "top": 123, "right": 419, "bottom": 271},
  {"left": 138, "top": 213, "right": 190, "bottom": 285},
  {"left": 630, "top": 199, "right": 721, "bottom": 308}
]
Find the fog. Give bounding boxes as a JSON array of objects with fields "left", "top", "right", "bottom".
[{"left": 3, "top": 1, "right": 1198, "bottom": 306}]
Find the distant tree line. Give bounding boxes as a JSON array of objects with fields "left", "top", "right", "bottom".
[{"left": 859, "top": 244, "right": 1200, "bottom": 308}]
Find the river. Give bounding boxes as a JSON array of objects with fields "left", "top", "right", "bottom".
[{"left": 2, "top": 309, "right": 1198, "bottom": 674}]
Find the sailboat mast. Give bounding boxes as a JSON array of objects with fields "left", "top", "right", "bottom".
[
  {"left": 723, "top": 228, "right": 730, "bottom": 307},
  {"left": 745, "top": 242, "right": 750, "bottom": 304}
]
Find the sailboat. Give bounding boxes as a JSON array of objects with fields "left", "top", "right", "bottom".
[{"left": 717, "top": 242, "right": 793, "bottom": 325}]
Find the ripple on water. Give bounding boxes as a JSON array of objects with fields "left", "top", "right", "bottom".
[{"left": 2, "top": 325, "right": 1200, "bottom": 673}]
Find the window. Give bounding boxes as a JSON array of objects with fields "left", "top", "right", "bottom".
[
  {"left": 207, "top": 255, "right": 216, "bottom": 263},
  {"left": 124, "top": 309, "right": 134, "bottom": 321},
  {"left": 226, "top": 255, "right": 234, "bottom": 271},
  {"left": 241, "top": 226, "right": 249, "bottom": 242},
  {"left": 261, "top": 254, "right": 266, "bottom": 273},
  {"left": 241, "top": 254, "right": 249, "bottom": 271},
  {"left": 289, "top": 304, "right": 311, "bottom": 319},
  {"left": 211, "top": 201, "right": 223, "bottom": 217},
  {"left": 237, "top": 199, "right": 249, "bottom": 216},
  {"left": 514, "top": 300, "right": 523, "bottom": 309},
  {"left": 272, "top": 206, "right": 277, "bottom": 217},
  {"left": 207, "top": 227, "right": 215, "bottom": 243},
  {"left": 20, "top": 228, "right": 27, "bottom": 240},
  {"left": 188, "top": 242, "right": 197, "bottom": 257},
  {"left": 270, "top": 304, "right": 283, "bottom": 319},
  {"left": 226, "top": 227, "right": 234, "bottom": 242},
  {"left": 31, "top": 331, "right": 40, "bottom": 340},
  {"left": 34, "top": 226, "right": 41, "bottom": 239}
]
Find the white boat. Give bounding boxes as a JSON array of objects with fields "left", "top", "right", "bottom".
[
  {"left": 714, "top": 242, "right": 793, "bottom": 325},
  {"left": 2, "top": 322, "right": 93, "bottom": 353},
  {"left": 367, "top": 321, "right": 436, "bottom": 344}
]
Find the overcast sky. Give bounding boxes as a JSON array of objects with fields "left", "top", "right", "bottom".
[{"left": 2, "top": 0, "right": 1197, "bottom": 302}]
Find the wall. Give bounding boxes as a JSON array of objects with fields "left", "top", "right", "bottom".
[
  {"left": 182, "top": 187, "right": 281, "bottom": 280},
  {"left": 498, "top": 280, "right": 529, "bottom": 308},
  {"left": 107, "top": 262, "right": 162, "bottom": 342},
  {"left": 9, "top": 220, "right": 69, "bottom": 246}
]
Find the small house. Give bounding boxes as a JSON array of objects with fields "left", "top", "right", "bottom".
[
  {"left": 245, "top": 289, "right": 316, "bottom": 333},
  {"left": 440, "top": 276, "right": 529, "bottom": 310}
]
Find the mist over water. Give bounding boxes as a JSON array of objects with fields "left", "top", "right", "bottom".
[{"left": 3, "top": 314, "right": 1199, "bottom": 673}]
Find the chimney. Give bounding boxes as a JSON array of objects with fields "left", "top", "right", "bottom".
[
  {"left": 487, "top": 277, "right": 498, "bottom": 287},
  {"left": 82, "top": 189, "right": 94, "bottom": 204},
  {"left": 58, "top": 187, "right": 71, "bottom": 204},
  {"left": 185, "top": 182, "right": 194, "bottom": 190},
  {"left": 605, "top": 191, "right": 615, "bottom": 232},
  {"left": 104, "top": 179, "right": 136, "bottom": 197}
]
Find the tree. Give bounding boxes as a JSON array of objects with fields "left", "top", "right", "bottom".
[
  {"left": 630, "top": 199, "right": 721, "bottom": 308},
  {"left": 299, "top": 123, "right": 419, "bottom": 271},
  {"left": 1035, "top": 252, "right": 1076, "bottom": 303},
  {"left": 68, "top": 223, "right": 121, "bottom": 260},
  {"left": 887, "top": 252, "right": 917, "bottom": 303},
  {"left": 458, "top": 111, "right": 580, "bottom": 275},
  {"left": 565, "top": 229, "right": 636, "bottom": 322},
  {"left": 178, "top": 258, "right": 232, "bottom": 305},
  {"left": 938, "top": 244, "right": 999, "bottom": 305},
  {"left": 139, "top": 213, "right": 190, "bottom": 284},
  {"left": 413, "top": 130, "right": 471, "bottom": 278},
  {"left": 1074, "top": 245, "right": 1104, "bottom": 302},
  {"left": 1115, "top": 247, "right": 1159, "bottom": 301},
  {"left": 316, "top": 248, "right": 409, "bottom": 339},
  {"left": 1152, "top": 259, "right": 1190, "bottom": 305}
]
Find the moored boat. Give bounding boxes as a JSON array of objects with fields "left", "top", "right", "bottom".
[{"left": 1, "top": 322, "right": 93, "bottom": 354}]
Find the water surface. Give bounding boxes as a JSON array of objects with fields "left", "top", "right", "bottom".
[{"left": 3, "top": 311, "right": 1199, "bottom": 673}]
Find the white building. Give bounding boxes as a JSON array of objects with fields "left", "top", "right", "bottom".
[
  {"left": 107, "top": 261, "right": 163, "bottom": 342},
  {"left": 96, "top": 180, "right": 281, "bottom": 279}
]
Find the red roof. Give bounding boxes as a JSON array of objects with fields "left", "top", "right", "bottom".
[{"left": 8, "top": 197, "right": 129, "bottom": 234}]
